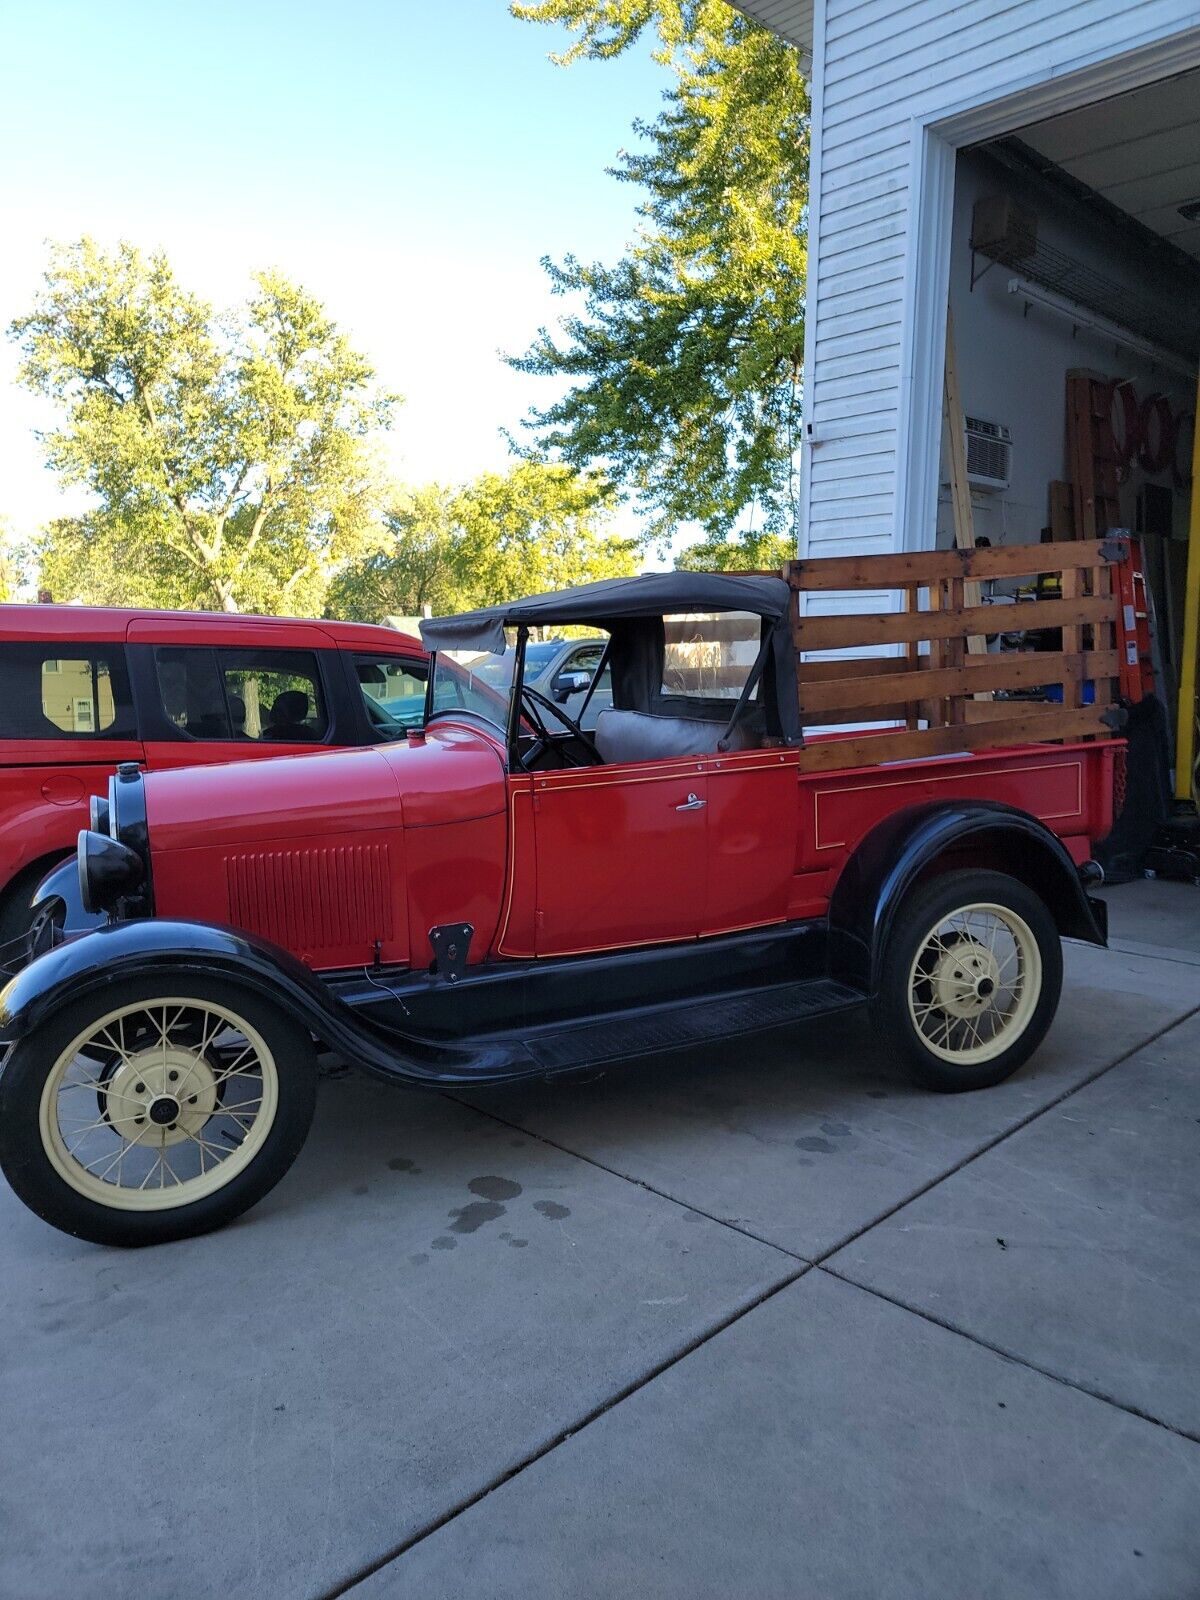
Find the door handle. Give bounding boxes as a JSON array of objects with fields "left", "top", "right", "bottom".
[{"left": 675, "top": 792, "right": 706, "bottom": 812}]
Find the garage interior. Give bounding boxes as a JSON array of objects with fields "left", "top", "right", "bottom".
[{"left": 941, "top": 65, "right": 1200, "bottom": 880}]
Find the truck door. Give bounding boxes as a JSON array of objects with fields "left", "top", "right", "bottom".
[{"left": 529, "top": 758, "right": 708, "bottom": 956}]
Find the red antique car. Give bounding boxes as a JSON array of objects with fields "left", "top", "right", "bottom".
[{"left": 0, "top": 549, "right": 1127, "bottom": 1247}]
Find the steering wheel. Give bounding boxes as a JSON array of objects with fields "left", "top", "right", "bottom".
[
  {"left": 518, "top": 684, "right": 603, "bottom": 769},
  {"left": 364, "top": 697, "right": 405, "bottom": 738}
]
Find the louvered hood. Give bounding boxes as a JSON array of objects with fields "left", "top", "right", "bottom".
[{"left": 142, "top": 725, "right": 509, "bottom": 971}]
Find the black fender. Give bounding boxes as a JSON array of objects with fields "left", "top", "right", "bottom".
[
  {"left": 827, "top": 801, "right": 1107, "bottom": 995},
  {"left": 0, "top": 919, "right": 509, "bottom": 1088},
  {"left": 30, "top": 856, "right": 105, "bottom": 939}
]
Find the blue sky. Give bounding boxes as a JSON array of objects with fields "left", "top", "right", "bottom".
[{"left": 0, "top": 0, "right": 669, "bottom": 543}]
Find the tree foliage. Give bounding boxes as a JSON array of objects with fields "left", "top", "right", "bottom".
[
  {"left": 0, "top": 517, "right": 26, "bottom": 604},
  {"left": 675, "top": 527, "right": 791, "bottom": 572},
  {"left": 510, "top": 0, "right": 808, "bottom": 545},
  {"left": 326, "top": 459, "right": 638, "bottom": 623},
  {"left": 11, "top": 239, "right": 396, "bottom": 613}
]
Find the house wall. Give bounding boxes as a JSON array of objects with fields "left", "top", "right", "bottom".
[
  {"left": 942, "top": 148, "right": 1196, "bottom": 555},
  {"left": 799, "top": 0, "right": 1200, "bottom": 562}
]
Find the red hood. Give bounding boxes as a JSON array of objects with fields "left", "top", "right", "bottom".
[{"left": 144, "top": 724, "right": 507, "bottom": 852}]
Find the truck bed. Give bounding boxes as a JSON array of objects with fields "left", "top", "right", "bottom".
[
  {"left": 784, "top": 736, "right": 1120, "bottom": 922},
  {"left": 782, "top": 536, "right": 1134, "bottom": 772}
]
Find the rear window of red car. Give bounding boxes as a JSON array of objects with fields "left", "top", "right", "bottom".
[
  {"left": 154, "top": 646, "right": 329, "bottom": 742},
  {"left": 0, "top": 642, "right": 135, "bottom": 740}
]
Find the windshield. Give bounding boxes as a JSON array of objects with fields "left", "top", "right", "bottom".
[
  {"left": 427, "top": 642, "right": 517, "bottom": 732},
  {"left": 425, "top": 631, "right": 609, "bottom": 737}
]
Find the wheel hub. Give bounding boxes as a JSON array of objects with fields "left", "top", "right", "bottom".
[
  {"left": 102, "top": 1047, "right": 218, "bottom": 1147},
  {"left": 928, "top": 943, "right": 1002, "bottom": 1019}
]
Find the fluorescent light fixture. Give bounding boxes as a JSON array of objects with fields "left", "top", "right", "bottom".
[{"left": 1006, "top": 276, "right": 1195, "bottom": 380}]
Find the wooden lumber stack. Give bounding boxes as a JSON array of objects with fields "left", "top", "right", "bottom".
[{"left": 783, "top": 537, "right": 1128, "bottom": 774}]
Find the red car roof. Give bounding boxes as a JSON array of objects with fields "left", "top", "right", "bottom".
[{"left": 0, "top": 603, "right": 425, "bottom": 655}]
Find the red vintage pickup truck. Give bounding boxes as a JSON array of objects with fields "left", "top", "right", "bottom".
[{"left": 0, "top": 540, "right": 1129, "bottom": 1247}]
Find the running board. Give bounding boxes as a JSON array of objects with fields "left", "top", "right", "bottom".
[{"left": 518, "top": 978, "right": 863, "bottom": 1074}]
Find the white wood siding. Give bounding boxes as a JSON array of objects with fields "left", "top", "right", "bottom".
[{"left": 805, "top": 0, "right": 1200, "bottom": 557}]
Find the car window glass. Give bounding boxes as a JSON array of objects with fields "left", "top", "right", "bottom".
[
  {"left": 155, "top": 648, "right": 232, "bottom": 740},
  {"left": 219, "top": 649, "right": 328, "bottom": 743},
  {"left": 354, "top": 655, "right": 429, "bottom": 738},
  {"left": 661, "top": 612, "right": 762, "bottom": 700},
  {"left": 0, "top": 644, "right": 134, "bottom": 739},
  {"left": 567, "top": 645, "right": 605, "bottom": 674},
  {"left": 579, "top": 661, "right": 612, "bottom": 730}
]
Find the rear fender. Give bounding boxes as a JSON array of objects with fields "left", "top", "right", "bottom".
[
  {"left": 827, "top": 801, "right": 1106, "bottom": 994},
  {"left": 0, "top": 919, "right": 476, "bottom": 1087}
]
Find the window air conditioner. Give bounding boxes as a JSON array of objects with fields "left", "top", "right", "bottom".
[{"left": 964, "top": 416, "right": 1012, "bottom": 493}]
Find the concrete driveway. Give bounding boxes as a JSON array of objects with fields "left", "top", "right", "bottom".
[{"left": 2, "top": 880, "right": 1198, "bottom": 1599}]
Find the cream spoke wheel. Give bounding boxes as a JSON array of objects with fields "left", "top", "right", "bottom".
[
  {"left": 38, "top": 997, "right": 280, "bottom": 1213},
  {"left": 906, "top": 900, "right": 1042, "bottom": 1067}
]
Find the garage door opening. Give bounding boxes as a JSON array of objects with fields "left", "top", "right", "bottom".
[{"left": 938, "top": 66, "right": 1200, "bottom": 869}]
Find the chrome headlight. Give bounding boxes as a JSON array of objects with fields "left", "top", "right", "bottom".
[
  {"left": 77, "top": 762, "right": 154, "bottom": 918},
  {"left": 77, "top": 830, "right": 144, "bottom": 915}
]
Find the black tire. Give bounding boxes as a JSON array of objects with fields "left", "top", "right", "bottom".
[
  {"left": 0, "top": 975, "right": 317, "bottom": 1247},
  {"left": 871, "top": 868, "right": 1063, "bottom": 1093},
  {"left": 0, "top": 856, "right": 69, "bottom": 957}
]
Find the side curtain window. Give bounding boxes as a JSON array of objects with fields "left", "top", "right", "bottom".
[
  {"left": 0, "top": 643, "right": 135, "bottom": 739},
  {"left": 354, "top": 655, "right": 429, "bottom": 739},
  {"left": 661, "top": 612, "right": 764, "bottom": 701},
  {"left": 218, "top": 649, "right": 329, "bottom": 743}
]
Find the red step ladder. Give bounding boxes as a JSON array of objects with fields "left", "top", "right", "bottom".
[{"left": 1114, "top": 537, "right": 1156, "bottom": 703}]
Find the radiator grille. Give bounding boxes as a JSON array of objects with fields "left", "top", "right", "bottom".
[{"left": 225, "top": 842, "right": 393, "bottom": 953}]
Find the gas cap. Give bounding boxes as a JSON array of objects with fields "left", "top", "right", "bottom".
[{"left": 40, "top": 774, "right": 85, "bottom": 807}]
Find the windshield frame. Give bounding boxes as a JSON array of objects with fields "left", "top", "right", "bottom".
[{"left": 423, "top": 628, "right": 530, "bottom": 761}]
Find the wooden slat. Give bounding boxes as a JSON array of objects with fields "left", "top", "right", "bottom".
[
  {"left": 798, "top": 650, "right": 1119, "bottom": 716},
  {"left": 1096, "top": 563, "right": 1119, "bottom": 711},
  {"left": 795, "top": 595, "right": 1116, "bottom": 653},
  {"left": 793, "top": 706, "right": 1119, "bottom": 774},
  {"left": 943, "top": 309, "right": 976, "bottom": 559},
  {"left": 962, "top": 699, "right": 1062, "bottom": 723},
  {"left": 798, "top": 656, "right": 924, "bottom": 682},
  {"left": 944, "top": 576, "right": 966, "bottom": 722},
  {"left": 804, "top": 703, "right": 918, "bottom": 727},
  {"left": 783, "top": 536, "right": 1127, "bottom": 591},
  {"left": 1060, "top": 567, "right": 1084, "bottom": 710},
  {"left": 904, "top": 584, "right": 920, "bottom": 730},
  {"left": 942, "top": 310, "right": 987, "bottom": 660},
  {"left": 1049, "top": 481, "right": 1074, "bottom": 540}
]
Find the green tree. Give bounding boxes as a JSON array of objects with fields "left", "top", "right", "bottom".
[
  {"left": 509, "top": 0, "right": 808, "bottom": 545},
  {"left": 676, "top": 527, "right": 791, "bottom": 572},
  {"left": 327, "top": 459, "right": 638, "bottom": 623},
  {"left": 11, "top": 239, "right": 396, "bottom": 614},
  {"left": 0, "top": 516, "right": 28, "bottom": 603},
  {"left": 324, "top": 484, "right": 467, "bottom": 621}
]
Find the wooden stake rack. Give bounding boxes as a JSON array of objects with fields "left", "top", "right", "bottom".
[{"left": 782, "top": 537, "right": 1129, "bottom": 775}]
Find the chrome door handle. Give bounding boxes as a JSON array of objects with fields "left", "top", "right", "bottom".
[{"left": 675, "top": 793, "right": 706, "bottom": 812}]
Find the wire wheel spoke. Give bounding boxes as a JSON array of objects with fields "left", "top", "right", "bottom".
[
  {"left": 907, "top": 900, "right": 1042, "bottom": 1066},
  {"left": 43, "top": 995, "right": 279, "bottom": 1212}
]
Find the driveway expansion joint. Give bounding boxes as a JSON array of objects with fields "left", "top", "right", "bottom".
[
  {"left": 443, "top": 1090, "right": 812, "bottom": 1265},
  {"left": 326, "top": 996, "right": 1200, "bottom": 1598},
  {"left": 809, "top": 999, "right": 1200, "bottom": 1268},
  {"left": 323, "top": 1262, "right": 810, "bottom": 1600},
  {"left": 818, "top": 1262, "right": 1200, "bottom": 1447}
]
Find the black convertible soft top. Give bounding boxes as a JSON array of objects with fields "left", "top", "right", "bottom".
[{"left": 419, "top": 571, "right": 790, "bottom": 655}]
